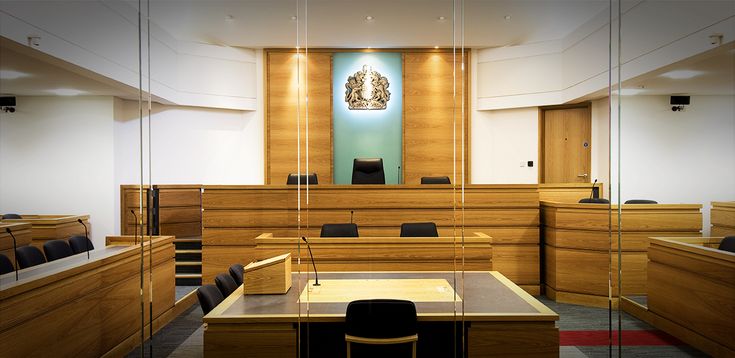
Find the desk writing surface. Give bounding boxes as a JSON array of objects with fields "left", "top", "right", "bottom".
[{"left": 211, "top": 271, "right": 556, "bottom": 323}]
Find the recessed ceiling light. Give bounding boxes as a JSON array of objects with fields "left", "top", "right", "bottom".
[
  {"left": 367, "top": 46, "right": 372, "bottom": 49},
  {"left": 365, "top": 15, "right": 374, "bottom": 21},
  {"left": 660, "top": 70, "right": 705, "bottom": 80},
  {"left": 0, "top": 70, "right": 31, "bottom": 80},
  {"left": 434, "top": 46, "right": 439, "bottom": 49},
  {"left": 47, "top": 88, "right": 86, "bottom": 96},
  {"left": 612, "top": 88, "right": 646, "bottom": 96},
  {"left": 504, "top": 15, "right": 512, "bottom": 20},
  {"left": 437, "top": 16, "right": 446, "bottom": 21},
  {"left": 225, "top": 15, "right": 234, "bottom": 21},
  {"left": 291, "top": 15, "right": 297, "bottom": 21}
]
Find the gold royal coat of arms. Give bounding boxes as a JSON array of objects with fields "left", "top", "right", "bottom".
[{"left": 345, "top": 65, "right": 390, "bottom": 110}]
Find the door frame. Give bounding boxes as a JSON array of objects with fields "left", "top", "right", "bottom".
[{"left": 538, "top": 102, "right": 592, "bottom": 183}]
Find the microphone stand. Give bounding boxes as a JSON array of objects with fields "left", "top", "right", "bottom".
[
  {"left": 350, "top": 210, "right": 354, "bottom": 224},
  {"left": 589, "top": 179, "right": 598, "bottom": 200},
  {"left": 301, "top": 237, "right": 320, "bottom": 286},
  {"left": 5, "top": 228, "right": 19, "bottom": 281},
  {"left": 77, "top": 219, "right": 90, "bottom": 259},
  {"left": 130, "top": 210, "right": 138, "bottom": 245}
]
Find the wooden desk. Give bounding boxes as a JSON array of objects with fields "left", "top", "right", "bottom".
[
  {"left": 541, "top": 201, "right": 702, "bottom": 307},
  {"left": 621, "top": 237, "right": 734, "bottom": 357},
  {"left": 0, "top": 214, "right": 90, "bottom": 248},
  {"left": 204, "top": 271, "right": 559, "bottom": 357},
  {"left": 0, "top": 236, "right": 175, "bottom": 357},
  {"left": 0, "top": 222, "right": 32, "bottom": 268},
  {"left": 202, "top": 184, "right": 542, "bottom": 293},
  {"left": 538, "top": 183, "right": 604, "bottom": 203},
  {"left": 711, "top": 201, "right": 735, "bottom": 236}
]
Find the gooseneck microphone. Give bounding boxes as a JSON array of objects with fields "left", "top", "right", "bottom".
[
  {"left": 130, "top": 210, "right": 138, "bottom": 245},
  {"left": 350, "top": 210, "right": 354, "bottom": 224},
  {"left": 301, "top": 237, "right": 320, "bottom": 286},
  {"left": 589, "top": 179, "right": 598, "bottom": 200},
  {"left": 77, "top": 219, "right": 90, "bottom": 259},
  {"left": 397, "top": 165, "right": 401, "bottom": 184},
  {"left": 5, "top": 228, "right": 19, "bottom": 281}
]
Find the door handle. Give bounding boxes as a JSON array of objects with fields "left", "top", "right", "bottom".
[{"left": 577, "top": 173, "right": 588, "bottom": 178}]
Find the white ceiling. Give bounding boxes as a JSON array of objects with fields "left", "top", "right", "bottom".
[{"left": 142, "top": 0, "right": 609, "bottom": 48}]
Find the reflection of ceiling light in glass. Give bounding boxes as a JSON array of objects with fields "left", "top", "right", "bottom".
[
  {"left": 0, "top": 70, "right": 31, "bottom": 80},
  {"left": 660, "top": 70, "right": 705, "bottom": 79},
  {"left": 47, "top": 88, "right": 86, "bottom": 96},
  {"left": 612, "top": 88, "right": 646, "bottom": 96}
]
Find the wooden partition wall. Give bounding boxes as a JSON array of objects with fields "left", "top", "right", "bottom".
[
  {"left": 264, "top": 49, "right": 469, "bottom": 185},
  {"left": 120, "top": 185, "right": 202, "bottom": 238},
  {"left": 711, "top": 201, "right": 735, "bottom": 236}
]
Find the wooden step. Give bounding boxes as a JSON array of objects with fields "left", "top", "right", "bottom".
[
  {"left": 175, "top": 249, "right": 201, "bottom": 254},
  {"left": 175, "top": 273, "right": 202, "bottom": 279},
  {"left": 174, "top": 237, "right": 202, "bottom": 243},
  {"left": 175, "top": 261, "right": 202, "bottom": 266}
]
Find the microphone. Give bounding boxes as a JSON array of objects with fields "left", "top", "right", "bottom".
[
  {"left": 77, "top": 219, "right": 90, "bottom": 259},
  {"left": 350, "top": 210, "right": 354, "bottom": 224},
  {"left": 301, "top": 237, "right": 320, "bottom": 286},
  {"left": 397, "top": 165, "right": 401, "bottom": 184},
  {"left": 130, "top": 210, "right": 138, "bottom": 245},
  {"left": 5, "top": 228, "right": 19, "bottom": 281},
  {"left": 589, "top": 179, "right": 598, "bottom": 200}
]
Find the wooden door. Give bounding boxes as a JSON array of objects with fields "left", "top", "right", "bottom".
[{"left": 541, "top": 105, "right": 591, "bottom": 183}]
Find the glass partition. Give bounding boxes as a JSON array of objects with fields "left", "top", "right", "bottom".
[{"left": 617, "top": 1, "right": 735, "bottom": 356}]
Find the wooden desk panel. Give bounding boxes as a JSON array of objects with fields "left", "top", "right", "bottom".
[
  {"left": 120, "top": 185, "right": 202, "bottom": 237},
  {"left": 538, "top": 183, "right": 604, "bottom": 203},
  {"left": 1, "top": 215, "right": 90, "bottom": 248},
  {"left": 0, "top": 222, "right": 32, "bottom": 269},
  {"left": 0, "top": 236, "right": 175, "bottom": 357},
  {"left": 541, "top": 201, "right": 702, "bottom": 308},
  {"left": 711, "top": 201, "right": 735, "bottom": 236}
]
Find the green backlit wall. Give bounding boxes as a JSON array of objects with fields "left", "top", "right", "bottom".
[{"left": 332, "top": 52, "right": 402, "bottom": 184}]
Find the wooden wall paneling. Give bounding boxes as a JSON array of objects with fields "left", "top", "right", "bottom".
[
  {"left": 120, "top": 185, "right": 202, "bottom": 237},
  {"left": 266, "top": 51, "right": 332, "bottom": 185},
  {"left": 711, "top": 201, "right": 735, "bottom": 236},
  {"left": 0, "top": 222, "right": 32, "bottom": 268},
  {"left": 467, "top": 322, "right": 559, "bottom": 357}
]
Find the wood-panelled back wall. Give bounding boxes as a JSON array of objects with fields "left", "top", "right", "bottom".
[{"left": 265, "top": 49, "right": 469, "bottom": 185}]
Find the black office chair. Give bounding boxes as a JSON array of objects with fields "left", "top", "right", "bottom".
[
  {"left": 43, "top": 240, "right": 74, "bottom": 262},
  {"left": 215, "top": 273, "right": 239, "bottom": 298},
  {"left": 719, "top": 236, "right": 735, "bottom": 253},
  {"left": 68, "top": 235, "right": 94, "bottom": 254},
  {"left": 15, "top": 246, "right": 46, "bottom": 269},
  {"left": 345, "top": 299, "right": 418, "bottom": 358},
  {"left": 229, "top": 263, "right": 244, "bottom": 286},
  {"left": 421, "top": 176, "right": 451, "bottom": 184},
  {"left": 578, "top": 198, "right": 610, "bottom": 204},
  {"left": 352, "top": 158, "right": 385, "bottom": 184},
  {"left": 286, "top": 173, "right": 318, "bottom": 185},
  {"left": 2, "top": 213, "right": 22, "bottom": 219},
  {"left": 624, "top": 199, "right": 658, "bottom": 204},
  {"left": 320, "top": 223, "right": 359, "bottom": 238},
  {"left": 0, "top": 254, "right": 14, "bottom": 275},
  {"left": 400, "top": 222, "right": 439, "bottom": 237},
  {"left": 197, "top": 284, "right": 225, "bottom": 315}
]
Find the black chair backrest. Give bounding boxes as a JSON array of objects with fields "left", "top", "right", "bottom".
[
  {"left": 286, "top": 173, "right": 318, "bottom": 185},
  {"left": 400, "top": 222, "right": 439, "bottom": 237},
  {"left": 579, "top": 198, "right": 610, "bottom": 204},
  {"left": 0, "top": 254, "right": 14, "bottom": 275},
  {"left": 229, "top": 263, "right": 244, "bottom": 286},
  {"left": 346, "top": 299, "right": 417, "bottom": 339},
  {"left": 43, "top": 240, "right": 74, "bottom": 262},
  {"left": 719, "top": 236, "right": 735, "bottom": 253},
  {"left": 68, "top": 235, "right": 94, "bottom": 254},
  {"left": 624, "top": 199, "right": 658, "bottom": 204},
  {"left": 320, "top": 223, "right": 359, "bottom": 238},
  {"left": 2, "top": 213, "right": 22, "bottom": 219},
  {"left": 215, "top": 273, "right": 239, "bottom": 298},
  {"left": 16, "top": 246, "right": 46, "bottom": 269},
  {"left": 421, "top": 176, "right": 451, "bottom": 184},
  {"left": 197, "top": 284, "right": 224, "bottom": 315},
  {"left": 352, "top": 158, "right": 385, "bottom": 184}
]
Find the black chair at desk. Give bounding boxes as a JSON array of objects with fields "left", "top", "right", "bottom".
[
  {"left": 400, "top": 222, "right": 439, "bottom": 237},
  {"left": 719, "top": 236, "right": 735, "bottom": 253},
  {"left": 287, "top": 173, "right": 318, "bottom": 185},
  {"left": 43, "top": 240, "right": 74, "bottom": 262},
  {"left": 578, "top": 198, "right": 610, "bottom": 204},
  {"left": 624, "top": 199, "right": 658, "bottom": 204},
  {"left": 215, "top": 273, "right": 239, "bottom": 297},
  {"left": 345, "top": 299, "right": 418, "bottom": 358},
  {"left": 15, "top": 246, "right": 46, "bottom": 269},
  {"left": 197, "top": 285, "right": 224, "bottom": 315},
  {"left": 229, "top": 263, "right": 244, "bottom": 286},
  {"left": 420, "top": 176, "right": 451, "bottom": 184},
  {"left": 0, "top": 254, "right": 14, "bottom": 275},
  {"left": 321, "top": 223, "right": 359, "bottom": 237},
  {"left": 69, "top": 235, "right": 95, "bottom": 254},
  {"left": 352, "top": 158, "right": 385, "bottom": 184},
  {"left": 2, "top": 213, "right": 22, "bottom": 219}
]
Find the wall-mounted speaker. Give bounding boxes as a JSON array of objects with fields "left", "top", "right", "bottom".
[
  {"left": 0, "top": 97, "right": 16, "bottom": 107},
  {"left": 670, "top": 96, "right": 690, "bottom": 105}
]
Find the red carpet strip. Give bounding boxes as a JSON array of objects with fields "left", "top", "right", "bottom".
[{"left": 560, "top": 330, "right": 684, "bottom": 346}]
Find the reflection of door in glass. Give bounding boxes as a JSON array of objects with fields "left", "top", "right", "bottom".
[{"left": 542, "top": 105, "right": 591, "bottom": 183}]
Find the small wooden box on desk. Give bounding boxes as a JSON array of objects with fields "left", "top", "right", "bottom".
[{"left": 244, "top": 253, "right": 292, "bottom": 294}]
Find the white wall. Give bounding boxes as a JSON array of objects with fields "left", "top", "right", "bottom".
[
  {"left": 0, "top": 96, "right": 115, "bottom": 248},
  {"left": 609, "top": 95, "right": 735, "bottom": 235}
]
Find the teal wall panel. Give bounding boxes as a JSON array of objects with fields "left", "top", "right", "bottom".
[{"left": 332, "top": 52, "right": 402, "bottom": 184}]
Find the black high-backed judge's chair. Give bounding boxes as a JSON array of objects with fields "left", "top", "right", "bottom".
[
  {"left": 15, "top": 246, "right": 46, "bottom": 269},
  {"left": 287, "top": 173, "right": 318, "bottom": 185},
  {"left": 43, "top": 240, "right": 74, "bottom": 262},
  {"left": 320, "top": 223, "right": 359, "bottom": 238},
  {"left": 420, "top": 176, "right": 451, "bottom": 184},
  {"left": 345, "top": 299, "right": 418, "bottom": 358},
  {"left": 400, "top": 222, "right": 439, "bottom": 237},
  {"left": 352, "top": 158, "right": 385, "bottom": 184}
]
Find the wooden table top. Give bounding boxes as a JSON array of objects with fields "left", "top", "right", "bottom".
[{"left": 205, "top": 271, "right": 558, "bottom": 324}]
